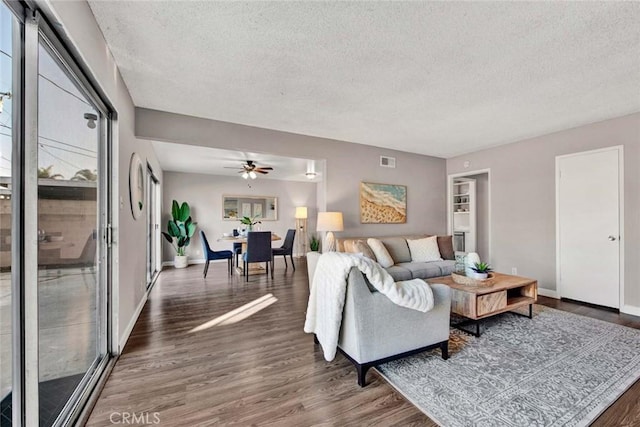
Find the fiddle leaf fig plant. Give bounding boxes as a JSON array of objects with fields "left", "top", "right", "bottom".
[{"left": 162, "top": 200, "right": 197, "bottom": 256}]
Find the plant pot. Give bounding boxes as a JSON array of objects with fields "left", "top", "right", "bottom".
[
  {"left": 174, "top": 255, "right": 188, "bottom": 269},
  {"left": 468, "top": 271, "right": 488, "bottom": 280}
]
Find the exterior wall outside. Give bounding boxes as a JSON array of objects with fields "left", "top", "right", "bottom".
[
  {"left": 136, "top": 108, "right": 448, "bottom": 239},
  {"left": 447, "top": 113, "right": 640, "bottom": 308},
  {"left": 162, "top": 172, "right": 317, "bottom": 262}
]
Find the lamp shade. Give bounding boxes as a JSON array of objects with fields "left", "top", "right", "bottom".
[
  {"left": 317, "top": 212, "right": 344, "bottom": 232},
  {"left": 295, "top": 206, "right": 308, "bottom": 219}
]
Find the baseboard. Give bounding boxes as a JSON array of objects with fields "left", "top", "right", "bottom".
[
  {"left": 621, "top": 305, "right": 640, "bottom": 317},
  {"left": 119, "top": 292, "right": 148, "bottom": 353},
  {"left": 162, "top": 258, "right": 222, "bottom": 267},
  {"left": 538, "top": 288, "right": 559, "bottom": 299}
]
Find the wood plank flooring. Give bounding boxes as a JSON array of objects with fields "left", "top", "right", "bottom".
[{"left": 86, "top": 260, "right": 640, "bottom": 426}]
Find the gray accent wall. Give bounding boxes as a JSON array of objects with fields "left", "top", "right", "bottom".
[
  {"left": 48, "top": 1, "right": 163, "bottom": 348},
  {"left": 136, "top": 108, "right": 448, "bottom": 238},
  {"left": 162, "top": 172, "right": 317, "bottom": 262},
  {"left": 447, "top": 113, "right": 640, "bottom": 309}
]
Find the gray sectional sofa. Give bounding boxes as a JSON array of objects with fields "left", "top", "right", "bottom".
[
  {"left": 306, "top": 234, "right": 454, "bottom": 386},
  {"left": 337, "top": 235, "right": 456, "bottom": 281}
]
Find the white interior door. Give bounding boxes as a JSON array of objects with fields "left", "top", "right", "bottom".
[{"left": 557, "top": 148, "right": 621, "bottom": 308}]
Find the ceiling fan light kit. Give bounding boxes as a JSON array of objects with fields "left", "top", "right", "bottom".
[{"left": 227, "top": 160, "right": 274, "bottom": 180}]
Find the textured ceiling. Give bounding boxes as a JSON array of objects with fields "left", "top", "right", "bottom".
[
  {"left": 89, "top": 1, "right": 640, "bottom": 158},
  {"left": 150, "top": 141, "right": 322, "bottom": 182}
]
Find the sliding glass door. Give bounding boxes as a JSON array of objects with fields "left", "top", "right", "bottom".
[
  {"left": 36, "top": 38, "right": 107, "bottom": 426},
  {"left": 0, "top": 3, "right": 18, "bottom": 425},
  {"left": 1, "top": 2, "right": 112, "bottom": 425}
]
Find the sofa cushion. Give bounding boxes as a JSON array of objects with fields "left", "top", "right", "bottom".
[
  {"left": 367, "top": 238, "right": 394, "bottom": 268},
  {"left": 384, "top": 265, "right": 413, "bottom": 281},
  {"left": 407, "top": 236, "right": 442, "bottom": 262},
  {"left": 397, "top": 262, "right": 443, "bottom": 279},
  {"left": 430, "top": 260, "right": 456, "bottom": 276},
  {"left": 437, "top": 236, "right": 455, "bottom": 260},
  {"left": 379, "top": 237, "right": 412, "bottom": 263}
]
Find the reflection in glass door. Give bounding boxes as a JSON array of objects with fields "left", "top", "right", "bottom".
[{"left": 36, "top": 38, "right": 106, "bottom": 426}]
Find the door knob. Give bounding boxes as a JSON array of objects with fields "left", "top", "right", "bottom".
[{"left": 608, "top": 235, "right": 617, "bottom": 241}]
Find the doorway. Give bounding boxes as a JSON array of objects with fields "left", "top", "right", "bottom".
[
  {"left": 556, "top": 147, "right": 623, "bottom": 309},
  {"left": 146, "top": 166, "right": 160, "bottom": 287},
  {"left": 447, "top": 170, "right": 491, "bottom": 263}
]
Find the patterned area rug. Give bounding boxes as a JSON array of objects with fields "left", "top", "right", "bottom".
[{"left": 376, "top": 306, "right": 640, "bottom": 427}]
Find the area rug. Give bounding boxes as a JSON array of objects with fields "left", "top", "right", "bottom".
[{"left": 376, "top": 306, "right": 640, "bottom": 427}]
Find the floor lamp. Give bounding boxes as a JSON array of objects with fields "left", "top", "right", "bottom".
[
  {"left": 316, "top": 212, "right": 344, "bottom": 252},
  {"left": 295, "top": 206, "right": 308, "bottom": 256}
]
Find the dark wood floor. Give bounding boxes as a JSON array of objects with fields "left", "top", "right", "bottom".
[{"left": 86, "top": 259, "right": 640, "bottom": 426}]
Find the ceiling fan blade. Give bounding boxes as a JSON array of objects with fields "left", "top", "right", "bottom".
[
  {"left": 256, "top": 167, "right": 273, "bottom": 170},
  {"left": 255, "top": 169, "right": 269, "bottom": 174}
]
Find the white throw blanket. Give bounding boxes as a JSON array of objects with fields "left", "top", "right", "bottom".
[{"left": 304, "top": 252, "right": 434, "bottom": 361}]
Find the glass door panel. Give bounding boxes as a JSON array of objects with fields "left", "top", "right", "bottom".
[
  {"left": 0, "top": 3, "right": 15, "bottom": 424},
  {"left": 37, "top": 39, "right": 105, "bottom": 426}
]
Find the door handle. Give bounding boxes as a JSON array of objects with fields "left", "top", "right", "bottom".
[{"left": 608, "top": 235, "right": 617, "bottom": 241}]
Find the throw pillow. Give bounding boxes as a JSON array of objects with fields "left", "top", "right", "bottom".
[
  {"left": 407, "top": 236, "right": 443, "bottom": 262},
  {"left": 353, "top": 240, "right": 377, "bottom": 261},
  {"left": 437, "top": 235, "right": 455, "bottom": 260},
  {"left": 342, "top": 240, "right": 356, "bottom": 253},
  {"left": 367, "top": 238, "right": 394, "bottom": 268}
]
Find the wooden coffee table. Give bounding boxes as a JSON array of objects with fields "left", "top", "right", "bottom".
[{"left": 426, "top": 272, "right": 538, "bottom": 336}]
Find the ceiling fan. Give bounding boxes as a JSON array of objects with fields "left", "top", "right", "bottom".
[{"left": 225, "top": 160, "right": 273, "bottom": 179}]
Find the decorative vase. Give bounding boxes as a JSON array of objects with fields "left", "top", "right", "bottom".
[
  {"left": 174, "top": 255, "right": 188, "bottom": 269},
  {"left": 465, "top": 252, "right": 481, "bottom": 276}
]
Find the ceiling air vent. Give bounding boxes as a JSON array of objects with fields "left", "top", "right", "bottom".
[{"left": 380, "top": 156, "right": 396, "bottom": 168}]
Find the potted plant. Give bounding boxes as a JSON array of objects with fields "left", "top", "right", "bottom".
[
  {"left": 309, "top": 234, "right": 320, "bottom": 252},
  {"left": 240, "top": 215, "right": 261, "bottom": 233},
  {"left": 162, "top": 200, "right": 197, "bottom": 268},
  {"left": 469, "top": 262, "right": 493, "bottom": 280}
]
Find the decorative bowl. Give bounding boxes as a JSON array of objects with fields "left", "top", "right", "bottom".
[{"left": 451, "top": 272, "right": 495, "bottom": 286}]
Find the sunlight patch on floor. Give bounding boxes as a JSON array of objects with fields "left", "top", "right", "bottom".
[{"left": 189, "top": 293, "right": 278, "bottom": 332}]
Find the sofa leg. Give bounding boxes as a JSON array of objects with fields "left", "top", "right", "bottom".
[
  {"left": 440, "top": 340, "right": 449, "bottom": 360},
  {"left": 203, "top": 261, "right": 209, "bottom": 278},
  {"left": 356, "top": 363, "right": 371, "bottom": 387},
  {"left": 313, "top": 334, "right": 319, "bottom": 344}
]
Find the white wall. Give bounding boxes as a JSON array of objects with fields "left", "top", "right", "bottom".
[
  {"left": 46, "top": 0, "right": 163, "bottom": 350},
  {"left": 447, "top": 113, "right": 640, "bottom": 310},
  {"left": 162, "top": 172, "right": 317, "bottom": 261}
]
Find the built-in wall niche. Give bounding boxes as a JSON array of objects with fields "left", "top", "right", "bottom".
[{"left": 222, "top": 195, "right": 278, "bottom": 220}]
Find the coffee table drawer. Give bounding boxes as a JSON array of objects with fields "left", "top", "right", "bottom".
[{"left": 477, "top": 291, "right": 507, "bottom": 316}]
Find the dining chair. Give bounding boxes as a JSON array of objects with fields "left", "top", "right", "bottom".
[
  {"left": 200, "top": 230, "right": 234, "bottom": 277},
  {"left": 232, "top": 229, "right": 242, "bottom": 267},
  {"left": 272, "top": 229, "right": 296, "bottom": 271},
  {"left": 242, "top": 231, "right": 273, "bottom": 281}
]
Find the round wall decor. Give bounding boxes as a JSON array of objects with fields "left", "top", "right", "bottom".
[{"left": 129, "top": 153, "right": 144, "bottom": 220}]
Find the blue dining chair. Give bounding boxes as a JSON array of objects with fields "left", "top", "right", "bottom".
[
  {"left": 272, "top": 229, "right": 296, "bottom": 271},
  {"left": 232, "top": 229, "right": 242, "bottom": 267},
  {"left": 243, "top": 231, "right": 273, "bottom": 281},
  {"left": 200, "top": 230, "right": 234, "bottom": 277}
]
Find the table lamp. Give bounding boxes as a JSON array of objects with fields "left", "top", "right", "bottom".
[
  {"left": 295, "top": 207, "right": 308, "bottom": 256},
  {"left": 316, "top": 212, "right": 343, "bottom": 252}
]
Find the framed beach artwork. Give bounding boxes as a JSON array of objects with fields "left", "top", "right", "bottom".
[{"left": 360, "top": 182, "right": 407, "bottom": 224}]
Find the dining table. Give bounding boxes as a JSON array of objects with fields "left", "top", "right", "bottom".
[{"left": 218, "top": 233, "right": 281, "bottom": 275}]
